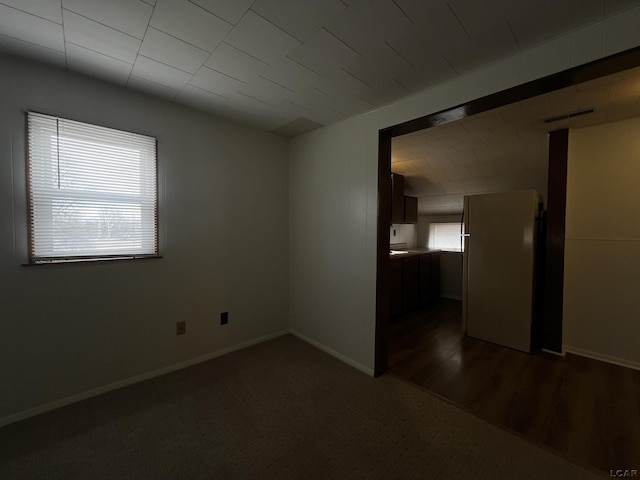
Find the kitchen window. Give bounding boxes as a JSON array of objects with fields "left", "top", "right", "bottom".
[
  {"left": 428, "top": 222, "right": 464, "bottom": 252},
  {"left": 26, "top": 112, "right": 158, "bottom": 264}
]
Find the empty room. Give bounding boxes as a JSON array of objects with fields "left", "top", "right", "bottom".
[{"left": 1, "top": 1, "right": 639, "bottom": 478}]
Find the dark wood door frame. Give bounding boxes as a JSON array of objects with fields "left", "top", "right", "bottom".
[{"left": 374, "top": 45, "right": 640, "bottom": 376}]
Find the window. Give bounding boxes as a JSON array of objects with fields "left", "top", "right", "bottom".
[
  {"left": 428, "top": 222, "right": 464, "bottom": 252},
  {"left": 27, "top": 112, "right": 158, "bottom": 263}
]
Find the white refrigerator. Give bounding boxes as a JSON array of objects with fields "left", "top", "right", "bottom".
[{"left": 462, "top": 190, "right": 540, "bottom": 353}]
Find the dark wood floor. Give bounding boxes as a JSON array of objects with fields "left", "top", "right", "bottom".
[{"left": 388, "top": 298, "right": 640, "bottom": 475}]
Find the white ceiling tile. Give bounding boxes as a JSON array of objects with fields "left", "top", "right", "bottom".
[
  {"left": 131, "top": 55, "right": 192, "bottom": 90},
  {"left": 139, "top": 27, "right": 209, "bottom": 74},
  {"left": 493, "top": 157, "right": 527, "bottom": 175},
  {"left": 474, "top": 144, "right": 508, "bottom": 162},
  {"left": 0, "top": 33, "right": 65, "bottom": 66},
  {"left": 238, "top": 75, "right": 296, "bottom": 104},
  {"left": 441, "top": 25, "right": 519, "bottom": 74},
  {"left": 357, "top": 79, "right": 411, "bottom": 108},
  {"left": 62, "top": 0, "right": 152, "bottom": 39},
  {"left": 0, "top": 0, "right": 62, "bottom": 23},
  {"left": 189, "top": 66, "right": 246, "bottom": 96},
  {"left": 177, "top": 84, "right": 229, "bottom": 113},
  {"left": 66, "top": 42, "right": 132, "bottom": 85},
  {"left": 440, "top": 181, "right": 465, "bottom": 195},
  {"left": 439, "top": 194, "right": 464, "bottom": 207},
  {"left": 324, "top": 0, "right": 414, "bottom": 55},
  {"left": 319, "top": 68, "right": 371, "bottom": 98},
  {"left": 63, "top": 10, "right": 140, "bottom": 63},
  {"left": 461, "top": 178, "right": 489, "bottom": 195},
  {"left": 225, "top": 92, "right": 287, "bottom": 120},
  {"left": 510, "top": 0, "right": 604, "bottom": 49},
  {"left": 444, "top": 165, "right": 471, "bottom": 181},
  {"left": 447, "top": 0, "right": 520, "bottom": 37},
  {"left": 269, "top": 98, "right": 314, "bottom": 120},
  {"left": 300, "top": 105, "right": 345, "bottom": 126},
  {"left": 224, "top": 10, "right": 300, "bottom": 65},
  {"left": 288, "top": 28, "right": 360, "bottom": 77},
  {"left": 150, "top": 0, "right": 232, "bottom": 51},
  {"left": 295, "top": 85, "right": 372, "bottom": 118},
  {"left": 394, "top": 58, "right": 456, "bottom": 94},
  {"left": 260, "top": 58, "right": 324, "bottom": 95},
  {"left": 345, "top": 43, "right": 414, "bottom": 87},
  {"left": 467, "top": 161, "right": 498, "bottom": 179},
  {"left": 128, "top": 75, "right": 180, "bottom": 99},
  {"left": 485, "top": 175, "right": 517, "bottom": 193},
  {"left": 0, "top": 4, "right": 64, "bottom": 51},
  {"left": 252, "top": 0, "right": 345, "bottom": 42},
  {"left": 445, "top": 150, "right": 477, "bottom": 165},
  {"left": 388, "top": 2, "right": 466, "bottom": 64},
  {"left": 189, "top": 0, "right": 253, "bottom": 25},
  {"left": 205, "top": 42, "right": 269, "bottom": 80}
]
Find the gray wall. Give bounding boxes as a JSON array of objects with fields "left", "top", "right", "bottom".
[{"left": 0, "top": 55, "right": 289, "bottom": 423}]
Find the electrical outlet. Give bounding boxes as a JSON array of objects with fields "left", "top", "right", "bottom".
[
  {"left": 176, "top": 321, "right": 186, "bottom": 335},
  {"left": 220, "top": 312, "right": 228, "bottom": 325}
]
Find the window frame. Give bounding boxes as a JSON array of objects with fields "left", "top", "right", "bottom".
[{"left": 25, "top": 111, "right": 160, "bottom": 265}]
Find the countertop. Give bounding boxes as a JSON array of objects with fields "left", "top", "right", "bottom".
[{"left": 389, "top": 248, "right": 439, "bottom": 259}]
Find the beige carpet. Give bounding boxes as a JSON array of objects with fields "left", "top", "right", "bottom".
[{"left": 0, "top": 334, "right": 604, "bottom": 479}]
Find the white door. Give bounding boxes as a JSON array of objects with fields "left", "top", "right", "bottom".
[{"left": 463, "top": 190, "right": 539, "bottom": 353}]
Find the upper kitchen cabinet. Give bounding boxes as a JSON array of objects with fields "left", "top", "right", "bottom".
[
  {"left": 404, "top": 196, "right": 417, "bottom": 223},
  {"left": 391, "top": 173, "right": 417, "bottom": 224},
  {"left": 392, "top": 173, "right": 405, "bottom": 223}
]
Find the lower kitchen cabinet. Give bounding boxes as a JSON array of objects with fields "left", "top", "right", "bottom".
[
  {"left": 391, "top": 251, "right": 440, "bottom": 316},
  {"left": 390, "top": 257, "right": 403, "bottom": 317},
  {"left": 402, "top": 255, "right": 420, "bottom": 311}
]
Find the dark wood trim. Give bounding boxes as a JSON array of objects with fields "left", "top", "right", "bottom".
[
  {"left": 374, "top": 129, "right": 392, "bottom": 376},
  {"left": 387, "top": 45, "right": 640, "bottom": 138},
  {"left": 543, "top": 129, "right": 569, "bottom": 352},
  {"left": 375, "top": 46, "right": 640, "bottom": 375}
]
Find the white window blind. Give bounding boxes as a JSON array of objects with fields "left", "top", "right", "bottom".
[
  {"left": 27, "top": 112, "right": 158, "bottom": 263},
  {"left": 429, "top": 223, "right": 464, "bottom": 252}
]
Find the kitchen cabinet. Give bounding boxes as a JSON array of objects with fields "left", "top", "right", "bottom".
[
  {"left": 391, "top": 173, "right": 418, "bottom": 224},
  {"left": 429, "top": 251, "right": 441, "bottom": 300},
  {"left": 404, "top": 196, "right": 418, "bottom": 223},
  {"left": 402, "top": 256, "right": 420, "bottom": 311},
  {"left": 390, "top": 257, "right": 403, "bottom": 316},
  {"left": 391, "top": 251, "right": 441, "bottom": 316},
  {"left": 420, "top": 251, "right": 440, "bottom": 303},
  {"left": 391, "top": 173, "right": 405, "bottom": 224}
]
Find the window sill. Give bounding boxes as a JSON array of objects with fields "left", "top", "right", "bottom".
[{"left": 22, "top": 255, "right": 163, "bottom": 266}]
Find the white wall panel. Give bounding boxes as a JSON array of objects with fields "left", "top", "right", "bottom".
[
  {"left": 0, "top": 54, "right": 289, "bottom": 422},
  {"left": 564, "top": 117, "right": 640, "bottom": 367}
]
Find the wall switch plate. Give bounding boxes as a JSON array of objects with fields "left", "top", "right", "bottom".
[
  {"left": 220, "top": 312, "right": 228, "bottom": 325},
  {"left": 176, "top": 321, "right": 186, "bottom": 335}
]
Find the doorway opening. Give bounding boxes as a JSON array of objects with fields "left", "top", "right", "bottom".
[{"left": 375, "top": 44, "right": 640, "bottom": 377}]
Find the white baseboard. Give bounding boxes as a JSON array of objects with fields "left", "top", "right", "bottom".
[
  {"left": 0, "top": 329, "right": 289, "bottom": 428},
  {"left": 290, "top": 330, "right": 375, "bottom": 377},
  {"left": 563, "top": 345, "right": 640, "bottom": 371}
]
